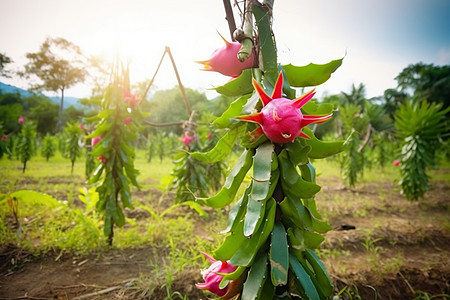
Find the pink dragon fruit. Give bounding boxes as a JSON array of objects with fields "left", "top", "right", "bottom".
[
  {"left": 237, "top": 72, "right": 332, "bottom": 144},
  {"left": 1, "top": 135, "right": 7, "bottom": 142},
  {"left": 196, "top": 34, "right": 257, "bottom": 77},
  {"left": 91, "top": 136, "right": 102, "bottom": 147},
  {"left": 123, "top": 89, "right": 141, "bottom": 108},
  {"left": 98, "top": 155, "right": 107, "bottom": 163},
  {"left": 122, "top": 117, "right": 132, "bottom": 125},
  {"left": 179, "top": 132, "right": 195, "bottom": 147},
  {"left": 196, "top": 252, "right": 244, "bottom": 299},
  {"left": 18, "top": 117, "right": 24, "bottom": 124},
  {"left": 393, "top": 160, "right": 400, "bottom": 166}
]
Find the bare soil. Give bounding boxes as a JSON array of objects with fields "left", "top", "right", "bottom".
[{"left": 1, "top": 177, "right": 449, "bottom": 299}]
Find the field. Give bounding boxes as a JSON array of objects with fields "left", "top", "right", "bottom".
[{"left": 0, "top": 151, "right": 449, "bottom": 299}]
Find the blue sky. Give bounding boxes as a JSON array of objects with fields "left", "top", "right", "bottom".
[{"left": 0, "top": 0, "right": 449, "bottom": 100}]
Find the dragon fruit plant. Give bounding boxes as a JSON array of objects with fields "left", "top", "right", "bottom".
[
  {"left": 192, "top": 3, "right": 344, "bottom": 299},
  {"left": 85, "top": 62, "right": 143, "bottom": 245}
]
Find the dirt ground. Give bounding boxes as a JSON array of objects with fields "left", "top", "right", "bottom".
[{"left": 0, "top": 177, "right": 449, "bottom": 299}]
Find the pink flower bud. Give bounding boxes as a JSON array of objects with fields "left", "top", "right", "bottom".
[
  {"left": 91, "top": 136, "right": 102, "bottom": 147},
  {"left": 179, "top": 132, "right": 195, "bottom": 147},
  {"left": 98, "top": 156, "right": 107, "bottom": 163},
  {"left": 393, "top": 160, "right": 400, "bottom": 166},
  {"left": 123, "top": 89, "right": 141, "bottom": 108},
  {"left": 196, "top": 252, "right": 243, "bottom": 299},
  {"left": 196, "top": 34, "right": 257, "bottom": 77},
  {"left": 237, "top": 72, "right": 332, "bottom": 144},
  {"left": 79, "top": 124, "right": 86, "bottom": 131},
  {"left": 1, "top": 135, "right": 7, "bottom": 142},
  {"left": 18, "top": 117, "right": 24, "bottom": 124},
  {"left": 122, "top": 117, "right": 132, "bottom": 125}
]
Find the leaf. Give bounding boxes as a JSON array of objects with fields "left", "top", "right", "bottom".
[
  {"left": 243, "top": 195, "right": 265, "bottom": 237},
  {"left": 219, "top": 266, "right": 247, "bottom": 281},
  {"left": 289, "top": 253, "right": 320, "bottom": 300},
  {"left": 190, "top": 124, "right": 246, "bottom": 163},
  {"left": 301, "top": 100, "right": 335, "bottom": 116},
  {"left": 241, "top": 252, "right": 268, "bottom": 300},
  {"left": 222, "top": 188, "right": 250, "bottom": 234},
  {"left": 214, "top": 212, "right": 247, "bottom": 261},
  {"left": 213, "top": 95, "right": 251, "bottom": 128},
  {"left": 286, "top": 139, "right": 311, "bottom": 166},
  {"left": 302, "top": 127, "right": 344, "bottom": 159},
  {"left": 283, "top": 57, "right": 343, "bottom": 88},
  {"left": 278, "top": 150, "right": 321, "bottom": 199},
  {"left": 230, "top": 198, "right": 276, "bottom": 267},
  {"left": 304, "top": 249, "right": 334, "bottom": 297},
  {"left": 196, "top": 149, "right": 253, "bottom": 208},
  {"left": 253, "top": 4, "right": 278, "bottom": 84},
  {"left": 214, "top": 69, "right": 255, "bottom": 96},
  {"left": 279, "top": 196, "right": 312, "bottom": 230},
  {"left": 251, "top": 143, "right": 274, "bottom": 200},
  {"left": 270, "top": 221, "right": 289, "bottom": 286},
  {"left": 9, "top": 190, "right": 60, "bottom": 208}
]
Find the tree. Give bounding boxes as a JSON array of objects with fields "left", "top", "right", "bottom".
[
  {"left": 21, "top": 37, "right": 87, "bottom": 131},
  {"left": 341, "top": 83, "right": 367, "bottom": 109},
  {"left": 17, "top": 121, "right": 36, "bottom": 173},
  {"left": 395, "top": 100, "right": 449, "bottom": 200},
  {"left": 395, "top": 63, "right": 450, "bottom": 109},
  {"left": 0, "top": 52, "right": 13, "bottom": 78}
]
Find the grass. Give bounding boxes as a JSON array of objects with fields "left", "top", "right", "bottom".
[{"left": 1, "top": 148, "right": 449, "bottom": 298}]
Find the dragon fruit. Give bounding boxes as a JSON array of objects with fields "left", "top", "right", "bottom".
[
  {"left": 1, "top": 135, "right": 7, "bottom": 142},
  {"left": 18, "top": 117, "right": 24, "bottom": 124},
  {"left": 196, "top": 252, "right": 244, "bottom": 299},
  {"left": 122, "top": 117, "right": 132, "bottom": 125},
  {"left": 196, "top": 34, "right": 257, "bottom": 77},
  {"left": 179, "top": 132, "right": 195, "bottom": 147},
  {"left": 237, "top": 72, "right": 332, "bottom": 144},
  {"left": 91, "top": 136, "right": 102, "bottom": 147},
  {"left": 123, "top": 89, "right": 141, "bottom": 108}
]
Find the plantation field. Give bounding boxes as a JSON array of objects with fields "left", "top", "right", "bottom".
[{"left": 0, "top": 152, "right": 449, "bottom": 299}]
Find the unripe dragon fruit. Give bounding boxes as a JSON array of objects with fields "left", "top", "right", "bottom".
[
  {"left": 237, "top": 72, "right": 332, "bottom": 144},
  {"left": 196, "top": 252, "right": 244, "bottom": 299},
  {"left": 196, "top": 34, "right": 257, "bottom": 77}
]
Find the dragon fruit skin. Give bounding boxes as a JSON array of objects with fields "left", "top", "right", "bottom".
[
  {"left": 196, "top": 34, "right": 256, "bottom": 77},
  {"left": 91, "top": 136, "right": 102, "bottom": 147},
  {"left": 196, "top": 252, "right": 244, "bottom": 299},
  {"left": 237, "top": 72, "right": 333, "bottom": 144}
]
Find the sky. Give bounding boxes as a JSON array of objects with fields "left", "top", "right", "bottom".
[{"left": 0, "top": 0, "right": 449, "bottom": 100}]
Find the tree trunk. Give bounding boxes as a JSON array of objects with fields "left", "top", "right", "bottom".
[{"left": 58, "top": 87, "right": 65, "bottom": 131}]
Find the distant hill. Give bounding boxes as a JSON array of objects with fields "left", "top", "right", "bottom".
[{"left": 0, "top": 82, "right": 81, "bottom": 109}]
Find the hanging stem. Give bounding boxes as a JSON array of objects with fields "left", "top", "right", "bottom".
[{"left": 222, "top": 0, "right": 237, "bottom": 41}]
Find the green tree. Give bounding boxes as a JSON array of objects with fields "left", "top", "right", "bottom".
[
  {"left": 0, "top": 52, "right": 13, "bottom": 78},
  {"left": 17, "top": 121, "right": 36, "bottom": 172},
  {"left": 29, "top": 100, "right": 59, "bottom": 135},
  {"left": 396, "top": 63, "right": 450, "bottom": 109},
  {"left": 21, "top": 37, "right": 88, "bottom": 131},
  {"left": 64, "top": 123, "right": 83, "bottom": 174},
  {"left": 395, "top": 100, "right": 449, "bottom": 200},
  {"left": 341, "top": 83, "right": 367, "bottom": 109},
  {"left": 41, "top": 133, "right": 56, "bottom": 161}
]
